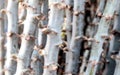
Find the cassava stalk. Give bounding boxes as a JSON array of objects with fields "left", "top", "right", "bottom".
[
  {"left": 4, "top": 0, "right": 18, "bottom": 75},
  {"left": 43, "top": 0, "right": 64, "bottom": 75},
  {"left": 105, "top": 2, "right": 120, "bottom": 75},
  {"left": 65, "top": 0, "right": 85, "bottom": 74},
  {"left": 64, "top": 0, "right": 73, "bottom": 74},
  {"left": 15, "top": 0, "right": 41, "bottom": 75},
  {"left": 0, "top": 0, "right": 5, "bottom": 75},
  {"left": 85, "top": 0, "right": 120, "bottom": 75}
]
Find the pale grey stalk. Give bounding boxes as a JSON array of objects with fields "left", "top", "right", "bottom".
[
  {"left": 15, "top": 0, "right": 41, "bottom": 75},
  {"left": 114, "top": 52, "right": 120, "bottom": 75},
  {"left": 38, "top": 0, "right": 48, "bottom": 49},
  {"left": 4, "top": 0, "right": 18, "bottom": 75},
  {"left": 79, "top": 50, "right": 89, "bottom": 75},
  {"left": 43, "top": 0, "right": 64, "bottom": 75},
  {"left": 31, "top": 50, "right": 43, "bottom": 75},
  {"left": 19, "top": 0, "right": 28, "bottom": 23},
  {"left": 105, "top": 2, "right": 120, "bottom": 75},
  {"left": 83, "top": 1, "right": 106, "bottom": 74},
  {"left": 64, "top": 0, "right": 73, "bottom": 74},
  {"left": 31, "top": 27, "right": 43, "bottom": 75},
  {"left": 85, "top": 0, "right": 120, "bottom": 75},
  {"left": 65, "top": 0, "right": 85, "bottom": 74},
  {"left": 0, "top": 0, "right": 5, "bottom": 75},
  {"left": 65, "top": 0, "right": 73, "bottom": 44}
]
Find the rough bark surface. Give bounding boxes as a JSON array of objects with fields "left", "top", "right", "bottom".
[
  {"left": 1, "top": 0, "right": 120, "bottom": 75},
  {"left": 64, "top": 0, "right": 73, "bottom": 74},
  {"left": 65, "top": 0, "right": 85, "bottom": 74},
  {"left": 0, "top": 0, "right": 5, "bottom": 75},
  {"left": 4, "top": 0, "right": 18, "bottom": 75},
  {"left": 15, "top": 0, "right": 41, "bottom": 75},
  {"left": 43, "top": 0, "right": 64, "bottom": 75},
  {"left": 85, "top": 0, "right": 119, "bottom": 75},
  {"left": 112, "top": 15, "right": 120, "bottom": 75},
  {"left": 106, "top": 2, "right": 120, "bottom": 75}
]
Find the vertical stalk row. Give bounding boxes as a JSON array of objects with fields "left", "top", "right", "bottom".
[
  {"left": 4, "top": 0, "right": 18, "bottom": 75},
  {"left": 65, "top": 0, "right": 85, "bottom": 74},
  {"left": 85, "top": 0, "right": 119, "bottom": 75},
  {"left": 0, "top": 0, "right": 5, "bottom": 75},
  {"left": 43, "top": 0, "right": 64, "bottom": 75},
  {"left": 15, "top": 0, "right": 41, "bottom": 75}
]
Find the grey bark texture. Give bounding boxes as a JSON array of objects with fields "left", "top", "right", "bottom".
[
  {"left": 1, "top": 0, "right": 120, "bottom": 75},
  {"left": 65, "top": 0, "right": 73, "bottom": 44},
  {"left": 31, "top": 49, "right": 43, "bottom": 75},
  {"left": 64, "top": 0, "right": 73, "bottom": 74},
  {"left": 31, "top": 28, "right": 42, "bottom": 75},
  {"left": 79, "top": 50, "right": 89, "bottom": 75},
  {"left": 43, "top": 0, "right": 64, "bottom": 75},
  {"left": 85, "top": 0, "right": 120, "bottom": 75},
  {"left": 64, "top": 0, "right": 73, "bottom": 73},
  {"left": 15, "top": 0, "right": 41, "bottom": 75},
  {"left": 0, "top": 0, "right": 5, "bottom": 75},
  {"left": 65, "top": 0, "right": 85, "bottom": 74},
  {"left": 112, "top": 6, "right": 120, "bottom": 75},
  {"left": 105, "top": 1, "right": 120, "bottom": 75},
  {"left": 4, "top": 0, "right": 18, "bottom": 75},
  {"left": 114, "top": 52, "right": 120, "bottom": 75},
  {"left": 38, "top": 0, "right": 48, "bottom": 49}
]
